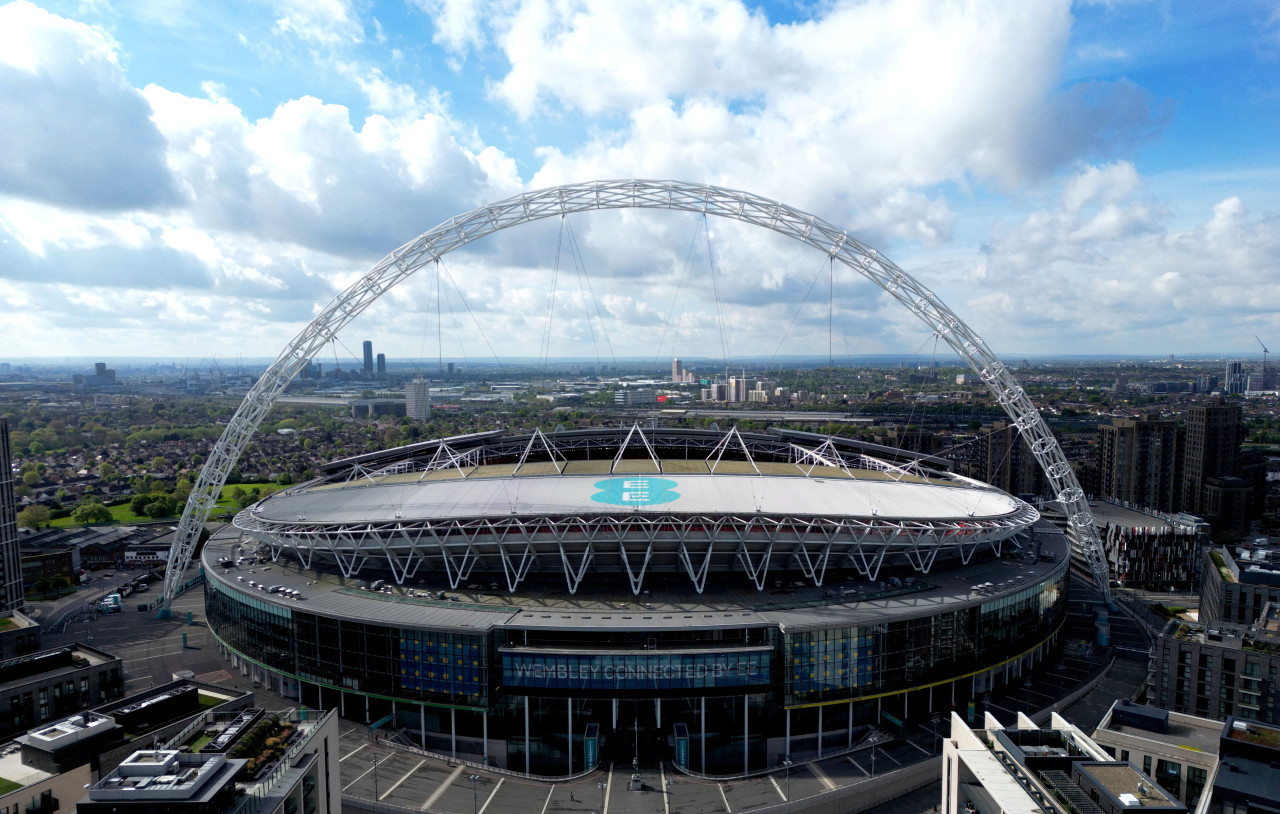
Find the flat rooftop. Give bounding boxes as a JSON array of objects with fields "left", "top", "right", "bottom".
[
  {"left": 1098, "top": 717, "right": 1221, "bottom": 755},
  {"left": 1080, "top": 763, "right": 1182, "bottom": 808}
]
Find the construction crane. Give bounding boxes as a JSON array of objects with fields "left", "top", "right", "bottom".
[{"left": 1258, "top": 335, "right": 1271, "bottom": 389}]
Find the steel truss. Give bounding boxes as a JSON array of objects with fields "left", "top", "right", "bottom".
[
  {"left": 164, "top": 180, "right": 1110, "bottom": 608},
  {"left": 333, "top": 424, "right": 947, "bottom": 483},
  {"left": 233, "top": 502, "right": 1039, "bottom": 596}
]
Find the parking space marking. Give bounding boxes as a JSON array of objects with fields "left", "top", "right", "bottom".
[
  {"left": 809, "top": 762, "right": 837, "bottom": 791},
  {"left": 769, "top": 775, "right": 786, "bottom": 801},
  {"left": 848, "top": 756, "right": 869, "bottom": 777},
  {"left": 381, "top": 759, "right": 425, "bottom": 800},
  {"left": 538, "top": 784, "right": 556, "bottom": 814},
  {"left": 478, "top": 778, "right": 503, "bottom": 814},
  {"left": 660, "top": 764, "right": 668, "bottom": 814},
  {"left": 342, "top": 757, "right": 380, "bottom": 791},
  {"left": 421, "top": 764, "right": 463, "bottom": 811},
  {"left": 340, "top": 743, "right": 368, "bottom": 762},
  {"left": 718, "top": 783, "right": 732, "bottom": 813}
]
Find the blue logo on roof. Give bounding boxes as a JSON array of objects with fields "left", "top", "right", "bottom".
[{"left": 591, "top": 478, "right": 680, "bottom": 507}]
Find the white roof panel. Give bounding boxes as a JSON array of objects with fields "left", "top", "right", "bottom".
[{"left": 258, "top": 472, "right": 1023, "bottom": 524}]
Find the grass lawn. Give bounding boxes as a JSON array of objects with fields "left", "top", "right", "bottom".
[
  {"left": 0, "top": 778, "right": 21, "bottom": 795},
  {"left": 187, "top": 731, "right": 216, "bottom": 752},
  {"left": 46, "top": 483, "right": 266, "bottom": 528},
  {"left": 197, "top": 692, "right": 222, "bottom": 707}
]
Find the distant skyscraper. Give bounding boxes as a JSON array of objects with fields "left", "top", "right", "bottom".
[
  {"left": 672, "top": 358, "right": 683, "bottom": 382},
  {"left": 376, "top": 353, "right": 386, "bottom": 377},
  {"left": 1097, "top": 413, "right": 1182, "bottom": 513},
  {"left": 1225, "top": 360, "right": 1245, "bottom": 394},
  {"left": 1181, "top": 396, "right": 1242, "bottom": 516},
  {"left": 363, "top": 341, "right": 374, "bottom": 377},
  {"left": 727, "top": 376, "right": 747, "bottom": 403},
  {"left": 0, "top": 419, "right": 25, "bottom": 612},
  {"left": 406, "top": 377, "right": 431, "bottom": 420}
]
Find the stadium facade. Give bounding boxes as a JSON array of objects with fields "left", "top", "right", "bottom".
[{"left": 204, "top": 426, "right": 1070, "bottom": 776}]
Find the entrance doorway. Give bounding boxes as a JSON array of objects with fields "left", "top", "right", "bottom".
[{"left": 611, "top": 699, "right": 664, "bottom": 767}]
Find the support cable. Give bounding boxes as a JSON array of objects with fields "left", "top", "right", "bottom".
[
  {"left": 768, "top": 254, "right": 835, "bottom": 367},
  {"left": 438, "top": 260, "right": 504, "bottom": 371},
  {"left": 702, "top": 214, "right": 732, "bottom": 375},
  {"left": 652, "top": 217, "right": 704, "bottom": 368},
  {"left": 540, "top": 218, "right": 566, "bottom": 370},
  {"left": 436, "top": 258, "right": 443, "bottom": 374},
  {"left": 564, "top": 217, "right": 616, "bottom": 369}
]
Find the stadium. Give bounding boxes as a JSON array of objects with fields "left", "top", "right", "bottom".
[{"left": 203, "top": 425, "right": 1070, "bottom": 776}]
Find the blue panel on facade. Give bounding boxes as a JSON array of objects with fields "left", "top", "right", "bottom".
[{"left": 400, "top": 630, "right": 486, "bottom": 701}]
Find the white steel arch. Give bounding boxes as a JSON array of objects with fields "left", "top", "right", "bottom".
[{"left": 162, "top": 179, "right": 1110, "bottom": 609}]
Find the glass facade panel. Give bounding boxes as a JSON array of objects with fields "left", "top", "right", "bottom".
[
  {"left": 500, "top": 649, "right": 770, "bottom": 692},
  {"left": 401, "top": 630, "right": 487, "bottom": 702}
]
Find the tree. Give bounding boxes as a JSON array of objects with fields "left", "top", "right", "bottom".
[
  {"left": 144, "top": 496, "right": 177, "bottom": 518},
  {"left": 32, "top": 576, "right": 51, "bottom": 599},
  {"left": 97, "top": 462, "right": 118, "bottom": 481},
  {"left": 151, "top": 456, "right": 166, "bottom": 470},
  {"left": 21, "top": 471, "right": 40, "bottom": 487},
  {"left": 71, "top": 497, "right": 112, "bottom": 525},
  {"left": 130, "top": 494, "right": 152, "bottom": 516},
  {"left": 17, "top": 506, "right": 50, "bottom": 529}
]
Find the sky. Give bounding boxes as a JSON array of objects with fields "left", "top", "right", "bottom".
[{"left": 0, "top": 0, "right": 1278, "bottom": 368}]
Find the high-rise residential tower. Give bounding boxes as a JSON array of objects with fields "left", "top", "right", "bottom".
[
  {"left": 406, "top": 376, "right": 431, "bottom": 420},
  {"left": 1225, "top": 361, "right": 1245, "bottom": 394},
  {"left": 0, "top": 419, "right": 26, "bottom": 611},
  {"left": 671, "top": 358, "right": 683, "bottom": 382},
  {"left": 974, "top": 420, "right": 1044, "bottom": 498},
  {"left": 1097, "top": 413, "right": 1183, "bottom": 513},
  {"left": 362, "top": 340, "right": 374, "bottom": 377},
  {"left": 1181, "top": 396, "right": 1242, "bottom": 516},
  {"left": 376, "top": 353, "right": 386, "bottom": 377}
]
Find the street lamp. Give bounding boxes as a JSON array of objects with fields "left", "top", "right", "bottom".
[
  {"left": 370, "top": 754, "right": 381, "bottom": 801},
  {"left": 782, "top": 757, "right": 793, "bottom": 802},
  {"left": 598, "top": 780, "right": 608, "bottom": 811},
  {"left": 469, "top": 774, "right": 481, "bottom": 814}
]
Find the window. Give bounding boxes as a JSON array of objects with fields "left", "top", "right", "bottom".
[
  {"left": 1120, "top": 749, "right": 1130, "bottom": 764},
  {"left": 1143, "top": 756, "right": 1152, "bottom": 775},
  {"left": 1156, "top": 759, "right": 1182, "bottom": 798}
]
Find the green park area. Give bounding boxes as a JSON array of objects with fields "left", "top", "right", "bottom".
[{"left": 43, "top": 483, "right": 275, "bottom": 529}]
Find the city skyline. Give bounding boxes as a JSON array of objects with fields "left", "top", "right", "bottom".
[{"left": 0, "top": 1, "right": 1277, "bottom": 361}]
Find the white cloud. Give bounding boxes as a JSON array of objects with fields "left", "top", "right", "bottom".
[
  {"left": 412, "top": 0, "right": 495, "bottom": 55},
  {"left": 142, "top": 85, "right": 523, "bottom": 257},
  {"left": 0, "top": 1, "right": 178, "bottom": 211},
  {"left": 269, "top": 0, "right": 363, "bottom": 46},
  {"left": 961, "top": 164, "right": 1280, "bottom": 351},
  {"left": 515, "top": 0, "right": 1162, "bottom": 255}
]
